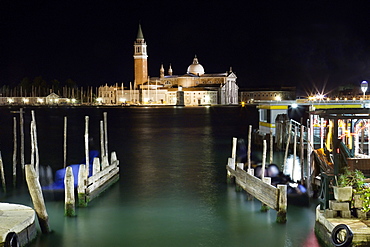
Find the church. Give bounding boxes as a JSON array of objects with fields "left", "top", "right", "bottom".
[{"left": 98, "top": 24, "right": 239, "bottom": 106}]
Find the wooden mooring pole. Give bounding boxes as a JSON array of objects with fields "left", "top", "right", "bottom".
[
  {"left": 85, "top": 116, "right": 89, "bottom": 178},
  {"left": 247, "top": 125, "right": 252, "bottom": 171},
  {"left": 100, "top": 120, "right": 105, "bottom": 162},
  {"left": 269, "top": 130, "right": 273, "bottom": 164},
  {"left": 292, "top": 125, "right": 297, "bottom": 181},
  {"left": 25, "top": 164, "right": 50, "bottom": 234},
  {"left": 31, "top": 111, "right": 39, "bottom": 177},
  {"left": 300, "top": 124, "right": 304, "bottom": 185},
  {"left": 78, "top": 164, "right": 87, "bottom": 207},
  {"left": 282, "top": 122, "right": 292, "bottom": 171},
  {"left": 232, "top": 137, "right": 237, "bottom": 160},
  {"left": 261, "top": 140, "right": 270, "bottom": 212},
  {"left": 277, "top": 184, "right": 287, "bottom": 223},
  {"left": 104, "top": 112, "right": 108, "bottom": 158},
  {"left": 64, "top": 166, "right": 75, "bottom": 217},
  {"left": 13, "top": 117, "right": 17, "bottom": 187},
  {"left": 0, "top": 152, "right": 6, "bottom": 193},
  {"left": 20, "top": 108, "right": 25, "bottom": 175},
  {"left": 64, "top": 116, "right": 67, "bottom": 168}
]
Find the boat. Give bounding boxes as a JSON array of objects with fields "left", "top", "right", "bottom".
[
  {"left": 41, "top": 150, "right": 99, "bottom": 200},
  {"left": 253, "top": 164, "right": 310, "bottom": 207}
]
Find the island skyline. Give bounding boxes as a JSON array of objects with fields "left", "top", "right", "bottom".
[{"left": 2, "top": 1, "right": 370, "bottom": 96}]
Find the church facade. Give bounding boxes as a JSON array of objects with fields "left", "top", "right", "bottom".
[{"left": 98, "top": 25, "right": 239, "bottom": 106}]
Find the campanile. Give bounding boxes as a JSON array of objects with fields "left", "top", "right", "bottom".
[{"left": 133, "top": 24, "right": 148, "bottom": 88}]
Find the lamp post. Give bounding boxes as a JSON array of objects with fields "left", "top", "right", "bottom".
[{"left": 361, "top": 80, "right": 368, "bottom": 99}]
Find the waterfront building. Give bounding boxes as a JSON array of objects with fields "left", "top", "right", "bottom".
[
  {"left": 239, "top": 86, "right": 296, "bottom": 103},
  {"left": 97, "top": 24, "right": 239, "bottom": 106},
  {"left": 150, "top": 57, "right": 238, "bottom": 105},
  {"left": 0, "top": 93, "right": 72, "bottom": 105}
]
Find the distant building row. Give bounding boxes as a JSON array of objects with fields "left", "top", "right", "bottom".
[{"left": 0, "top": 93, "right": 73, "bottom": 105}]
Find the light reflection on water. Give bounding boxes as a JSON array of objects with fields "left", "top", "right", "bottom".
[{"left": 0, "top": 107, "right": 319, "bottom": 246}]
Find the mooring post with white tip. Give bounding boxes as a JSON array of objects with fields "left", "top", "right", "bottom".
[
  {"left": 78, "top": 164, "right": 87, "bottom": 207},
  {"left": 64, "top": 166, "right": 75, "bottom": 217}
]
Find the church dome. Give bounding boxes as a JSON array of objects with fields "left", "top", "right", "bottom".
[{"left": 187, "top": 56, "right": 204, "bottom": 76}]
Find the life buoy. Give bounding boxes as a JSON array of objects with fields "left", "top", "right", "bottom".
[
  {"left": 5, "top": 232, "right": 19, "bottom": 247},
  {"left": 331, "top": 224, "right": 353, "bottom": 247}
]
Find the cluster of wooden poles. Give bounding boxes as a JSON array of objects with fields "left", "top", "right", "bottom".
[
  {"left": 0, "top": 109, "right": 112, "bottom": 235},
  {"left": 0, "top": 108, "right": 25, "bottom": 192}
]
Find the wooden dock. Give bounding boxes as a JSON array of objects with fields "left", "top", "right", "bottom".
[
  {"left": 315, "top": 206, "right": 370, "bottom": 246},
  {"left": 78, "top": 151, "right": 119, "bottom": 207},
  {"left": 226, "top": 136, "right": 287, "bottom": 223},
  {"left": 226, "top": 160, "right": 287, "bottom": 223},
  {"left": 0, "top": 203, "right": 37, "bottom": 247}
]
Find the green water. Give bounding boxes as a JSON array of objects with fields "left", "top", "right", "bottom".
[{"left": 0, "top": 106, "right": 319, "bottom": 246}]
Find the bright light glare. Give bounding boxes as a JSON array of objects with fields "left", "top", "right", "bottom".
[
  {"left": 316, "top": 94, "right": 325, "bottom": 100},
  {"left": 291, "top": 103, "right": 298, "bottom": 108}
]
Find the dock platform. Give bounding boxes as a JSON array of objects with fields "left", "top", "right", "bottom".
[
  {"left": 0, "top": 203, "right": 37, "bottom": 247},
  {"left": 315, "top": 205, "right": 370, "bottom": 246}
]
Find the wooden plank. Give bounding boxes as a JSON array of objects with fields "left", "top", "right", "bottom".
[
  {"left": 86, "top": 167, "right": 119, "bottom": 194},
  {"left": 87, "top": 162, "right": 118, "bottom": 186},
  {"left": 235, "top": 167, "right": 279, "bottom": 210},
  {"left": 235, "top": 167, "right": 246, "bottom": 182}
]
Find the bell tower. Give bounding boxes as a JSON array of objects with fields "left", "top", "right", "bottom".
[{"left": 133, "top": 24, "right": 148, "bottom": 88}]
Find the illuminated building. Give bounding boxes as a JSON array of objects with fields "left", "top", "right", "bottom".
[{"left": 98, "top": 24, "right": 239, "bottom": 106}]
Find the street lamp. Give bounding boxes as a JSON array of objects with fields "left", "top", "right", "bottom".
[{"left": 361, "top": 81, "right": 368, "bottom": 99}]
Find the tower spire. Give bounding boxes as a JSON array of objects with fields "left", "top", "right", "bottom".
[
  {"left": 137, "top": 23, "right": 144, "bottom": 40},
  {"left": 160, "top": 63, "right": 164, "bottom": 78},
  {"left": 168, "top": 63, "right": 173, "bottom": 76}
]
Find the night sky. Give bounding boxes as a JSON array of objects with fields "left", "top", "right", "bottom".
[{"left": 2, "top": 1, "right": 370, "bottom": 96}]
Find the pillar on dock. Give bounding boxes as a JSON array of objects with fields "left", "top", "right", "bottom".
[{"left": 93, "top": 157, "right": 100, "bottom": 176}]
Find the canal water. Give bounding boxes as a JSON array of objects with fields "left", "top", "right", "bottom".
[{"left": 0, "top": 106, "right": 319, "bottom": 246}]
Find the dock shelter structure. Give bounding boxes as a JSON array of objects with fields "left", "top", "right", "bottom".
[
  {"left": 256, "top": 99, "right": 366, "bottom": 136},
  {"left": 309, "top": 107, "right": 370, "bottom": 209},
  {"left": 255, "top": 100, "right": 370, "bottom": 245}
]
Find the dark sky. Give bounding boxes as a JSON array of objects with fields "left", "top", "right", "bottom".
[{"left": 1, "top": 1, "right": 370, "bottom": 95}]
